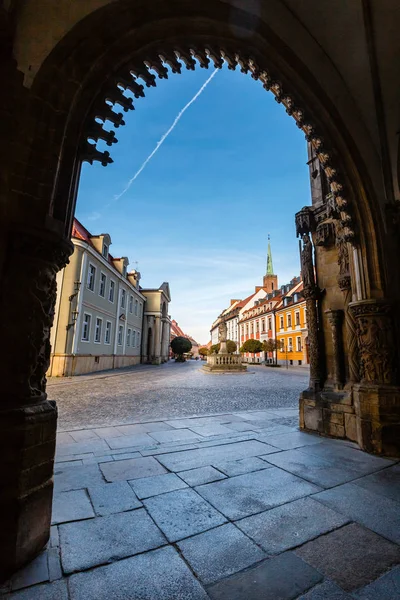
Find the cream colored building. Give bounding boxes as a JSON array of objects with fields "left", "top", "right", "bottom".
[
  {"left": 141, "top": 283, "right": 172, "bottom": 365},
  {"left": 48, "top": 219, "right": 171, "bottom": 375}
]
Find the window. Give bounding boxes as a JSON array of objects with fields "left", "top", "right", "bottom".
[
  {"left": 121, "top": 289, "right": 126, "bottom": 308},
  {"left": 297, "top": 337, "right": 302, "bottom": 351},
  {"left": 102, "top": 243, "right": 108, "bottom": 259},
  {"left": 109, "top": 280, "right": 115, "bottom": 303},
  {"left": 280, "top": 339, "right": 285, "bottom": 351},
  {"left": 118, "top": 325, "right": 123, "bottom": 346},
  {"left": 246, "top": 324, "right": 249, "bottom": 335},
  {"left": 82, "top": 314, "right": 91, "bottom": 341},
  {"left": 99, "top": 273, "right": 106, "bottom": 297},
  {"left": 87, "top": 264, "right": 96, "bottom": 291},
  {"left": 261, "top": 319, "right": 265, "bottom": 332},
  {"left": 268, "top": 317, "right": 272, "bottom": 331},
  {"left": 304, "top": 308, "right": 307, "bottom": 324},
  {"left": 295, "top": 311, "right": 300, "bottom": 326},
  {"left": 132, "top": 330, "right": 136, "bottom": 347},
  {"left": 139, "top": 303, "right": 142, "bottom": 317},
  {"left": 134, "top": 299, "right": 138, "bottom": 316},
  {"left": 288, "top": 337, "right": 293, "bottom": 351},
  {"left": 105, "top": 321, "right": 112, "bottom": 344},
  {"left": 94, "top": 317, "right": 102, "bottom": 343},
  {"left": 137, "top": 332, "right": 140, "bottom": 347},
  {"left": 250, "top": 323, "right": 254, "bottom": 334},
  {"left": 287, "top": 314, "right": 292, "bottom": 328},
  {"left": 127, "top": 328, "right": 131, "bottom": 346},
  {"left": 280, "top": 316, "right": 284, "bottom": 329},
  {"left": 122, "top": 264, "right": 127, "bottom": 277},
  {"left": 129, "top": 295, "right": 133, "bottom": 313},
  {"left": 256, "top": 320, "right": 259, "bottom": 332}
]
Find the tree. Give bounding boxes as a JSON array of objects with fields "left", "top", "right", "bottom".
[
  {"left": 170, "top": 336, "right": 192, "bottom": 362},
  {"left": 240, "top": 338, "right": 263, "bottom": 361},
  {"left": 199, "top": 347, "right": 209, "bottom": 357},
  {"left": 262, "top": 338, "right": 282, "bottom": 365},
  {"left": 210, "top": 340, "right": 237, "bottom": 354}
]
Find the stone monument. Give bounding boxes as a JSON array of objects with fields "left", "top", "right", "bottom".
[{"left": 203, "top": 319, "right": 247, "bottom": 373}]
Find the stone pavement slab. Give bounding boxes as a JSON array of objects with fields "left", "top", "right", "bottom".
[
  {"left": 69, "top": 430, "right": 100, "bottom": 442},
  {"left": 352, "top": 463, "right": 400, "bottom": 503},
  {"left": 265, "top": 431, "right": 323, "bottom": 450},
  {"left": 297, "top": 580, "right": 352, "bottom": 599},
  {"left": 140, "top": 421, "right": 175, "bottom": 432},
  {"left": 207, "top": 551, "right": 323, "bottom": 600},
  {"left": 59, "top": 509, "right": 166, "bottom": 573},
  {"left": 87, "top": 481, "right": 142, "bottom": 516},
  {"left": 215, "top": 456, "right": 271, "bottom": 477},
  {"left": 157, "top": 440, "right": 277, "bottom": 472},
  {"left": 312, "top": 482, "right": 400, "bottom": 544},
  {"left": 5, "top": 580, "right": 69, "bottom": 599},
  {"left": 178, "top": 466, "right": 227, "bottom": 486},
  {"left": 53, "top": 464, "right": 104, "bottom": 493},
  {"left": 236, "top": 497, "right": 349, "bottom": 554},
  {"left": 10, "top": 550, "right": 49, "bottom": 591},
  {"left": 92, "top": 426, "right": 123, "bottom": 438},
  {"left": 295, "top": 523, "right": 400, "bottom": 591},
  {"left": 165, "top": 415, "right": 247, "bottom": 429},
  {"left": 196, "top": 467, "right": 321, "bottom": 520},
  {"left": 99, "top": 456, "right": 166, "bottom": 482},
  {"left": 106, "top": 433, "right": 155, "bottom": 449},
  {"left": 52, "top": 489, "right": 95, "bottom": 524},
  {"left": 149, "top": 428, "right": 200, "bottom": 443},
  {"left": 177, "top": 523, "right": 266, "bottom": 584},
  {"left": 129, "top": 473, "right": 188, "bottom": 499},
  {"left": 353, "top": 565, "right": 400, "bottom": 599},
  {"left": 300, "top": 441, "right": 395, "bottom": 473},
  {"left": 224, "top": 421, "right": 259, "bottom": 432},
  {"left": 56, "top": 439, "right": 110, "bottom": 457},
  {"left": 68, "top": 546, "right": 208, "bottom": 600},
  {"left": 188, "top": 424, "right": 235, "bottom": 437},
  {"left": 264, "top": 448, "right": 365, "bottom": 488},
  {"left": 115, "top": 423, "right": 148, "bottom": 435},
  {"left": 143, "top": 488, "right": 227, "bottom": 542}
]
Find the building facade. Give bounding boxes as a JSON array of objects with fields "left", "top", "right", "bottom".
[
  {"left": 141, "top": 283, "right": 172, "bottom": 365},
  {"left": 275, "top": 279, "right": 308, "bottom": 366},
  {"left": 170, "top": 320, "right": 200, "bottom": 358},
  {"left": 48, "top": 219, "right": 171, "bottom": 375}
]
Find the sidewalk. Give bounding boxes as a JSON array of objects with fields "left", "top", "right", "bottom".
[{"left": 2, "top": 408, "right": 399, "bottom": 599}]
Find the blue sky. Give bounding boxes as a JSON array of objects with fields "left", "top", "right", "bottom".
[{"left": 76, "top": 63, "right": 310, "bottom": 344}]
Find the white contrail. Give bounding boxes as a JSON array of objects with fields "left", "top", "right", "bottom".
[{"left": 112, "top": 68, "right": 218, "bottom": 202}]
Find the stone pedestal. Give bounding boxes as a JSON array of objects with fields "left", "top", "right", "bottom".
[{"left": 203, "top": 354, "right": 247, "bottom": 373}]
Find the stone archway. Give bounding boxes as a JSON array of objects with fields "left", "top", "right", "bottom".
[{"left": 1, "top": 0, "right": 400, "bottom": 579}]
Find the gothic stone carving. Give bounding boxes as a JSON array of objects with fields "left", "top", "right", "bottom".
[
  {"left": 335, "top": 222, "right": 351, "bottom": 291},
  {"left": 349, "top": 300, "right": 397, "bottom": 386},
  {"left": 1, "top": 232, "right": 72, "bottom": 404},
  {"left": 325, "top": 309, "right": 344, "bottom": 388},
  {"left": 315, "top": 222, "right": 335, "bottom": 247},
  {"left": 301, "top": 233, "right": 316, "bottom": 290},
  {"left": 295, "top": 206, "right": 315, "bottom": 237}
]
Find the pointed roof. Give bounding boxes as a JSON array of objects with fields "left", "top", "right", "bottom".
[{"left": 266, "top": 234, "right": 274, "bottom": 275}]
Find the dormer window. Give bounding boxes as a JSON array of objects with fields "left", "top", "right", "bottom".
[
  {"left": 122, "top": 264, "right": 127, "bottom": 277},
  {"left": 102, "top": 243, "right": 109, "bottom": 259}
]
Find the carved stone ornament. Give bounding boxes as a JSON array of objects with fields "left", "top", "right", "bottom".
[
  {"left": 315, "top": 222, "right": 335, "bottom": 247},
  {"left": 0, "top": 231, "right": 72, "bottom": 405},
  {"left": 300, "top": 233, "right": 316, "bottom": 292},
  {"left": 335, "top": 222, "right": 351, "bottom": 291},
  {"left": 295, "top": 206, "right": 315, "bottom": 237},
  {"left": 349, "top": 300, "right": 397, "bottom": 386},
  {"left": 218, "top": 320, "right": 228, "bottom": 343}
]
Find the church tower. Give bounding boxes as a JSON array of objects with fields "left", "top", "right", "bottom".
[{"left": 263, "top": 235, "right": 278, "bottom": 293}]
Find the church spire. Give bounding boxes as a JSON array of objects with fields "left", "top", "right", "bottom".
[{"left": 266, "top": 234, "right": 274, "bottom": 275}]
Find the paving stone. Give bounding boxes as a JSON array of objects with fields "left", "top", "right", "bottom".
[
  {"left": 166, "top": 416, "right": 243, "bottom": 429},
  {"left": 112, "top": 452, "right": 142, "bottom": 461},
  {"left": 188, "top": 424, "right": 235, "bottom": 437},
  {"left": 196, "top": 467, "right": 321, "bottom": 520},
  {"left": 57, "top": 432, "right": 75, "bottom": 444},
  {"left": 68, "top": 546, "right": 208, "bottom": 600},
  {"left": 140, "top": 421, "right": 174, "bottom": 432},
  {"left": 129, "top": 472, "right": 188, "bottom": 499},
  {"left": 236, "top": 497, "right": 349, "bottom": 554},
  {"left": 92, "top": 427, "right": 124, "bottom": 438},
  {"left": 300, "top": 442, "right": 395, "bottom": 474},
  {"left": 109, "top": 448, "right": 145, "bottom": 456},
  {"left": 157, "top": 440, "right": 277, "bottom": 472},
  {"left": 296, "top": 580, "right": 352, "bottom": 599},
  {"left": 264, "top": 448, "right": 364, "bottom": 488},
  {"left": 255, "top": 423, "right": 299, "bottom": 438},
  {"left": 143, "top": 488, "right": 226, "bottom": 542},
  {"left": 233, "top": 411, "right": 278, "bottom": 421},
  {"left": 56, "top": 454, "right": 93, "bottom": 462},
  {"left": 5, "top": 580, "right": 68, "bottom": 599},
  {"left": 179, "top": 466, "right": 227, "bottom": 486},
  {"left": 149, "top": 428, "right": 200, "bottom": 443},
  {"left": 312, "top": 482, "right": 400, "bottom": 544},
  {"left": 353, "top": 464, "right": 400, "bottom": 503},
  {"left": 295, "top": 523, "right": 400, "bottom": 591},
  {"left": 88, "top": 481, "right": 142, "bottom": 516},
  {"left": 177, "top": 523, "right": 266, "bottom": 584},
  {"left": 106, "top": 433, "right": 155, "bottom": 449},
  {"left": 141, "top": 443, "right": 199, "bottom": 456},
  {"left": 265, "top": 431, "right": 323, "bottom": 450},
  {"left": 59, "top": 509, "right": 166, "bottom": 573},
  {"left": 116, "top": 423, "right": 147, "bottom": 435},
  {"left": 50, "top": 526, "right": 59, "bottom": 547},
  {"left": 54, "top": 464, "right": 105, "bottom": 493},
  {"left": 69, "top": 430, "right": 100, "bottom": 442},
  {"left": 11, "top": 550, "right": 49, "bottom": 591},
  {"left": 215, "top": 456, "right": 271, "bottom": 477},
  {"left": 208, "top": 551, "right": 323, "bottom": 600},
  {"left": 47, "top": 547, "right": 63, "bottom": 581},
  {"left": 224, "top": 421, "right": 259, "bottom": 432},
  {"left": 353, "top": 565, "right": 400, "bottom": 599},
  {"left": 100, "top": 456, "right": 166, "bottom": 482},
  {"left": 54, "top": 459, "right": 84, "bottom": 468},
  {"left": 56, "top": 439, "right": 111, "bottom": 457},
  {"left": 52, "top": 489, "right": 95, "bottom": 524}
]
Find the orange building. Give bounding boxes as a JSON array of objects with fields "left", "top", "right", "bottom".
[{"left": 275, "top": 280, "right": 309, "bottom": 366}]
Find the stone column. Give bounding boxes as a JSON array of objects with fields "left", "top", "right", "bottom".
[
  {"left": 153, "top": 316, "right": 161, "bottom": 364},
  {"left": 325, "top": 309, "right": 344, "bottom": 389},
  {"left": 0, "top": 229, "right": 72, "bottom": 579},
  {"left": 349, "top": 299, "right": 400, "bottom": 455}
]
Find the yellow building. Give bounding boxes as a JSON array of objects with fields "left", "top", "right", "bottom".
[{"left": 275, "top": 279, "right": 309, "bottom": 367}]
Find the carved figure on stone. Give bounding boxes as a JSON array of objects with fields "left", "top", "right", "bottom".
[
  {"left": 301, "top": 233, "right": 315, "bottom": 289},
  {"left": 218, "top": 320, "right": 227, "bottom": 343},
  {"left": 356, "top": 316, "right": 393, "bottom": 384}
]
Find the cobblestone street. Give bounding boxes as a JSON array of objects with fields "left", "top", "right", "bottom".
[{"left": 48, "top": 361, "right": 309, "bottom": 431}]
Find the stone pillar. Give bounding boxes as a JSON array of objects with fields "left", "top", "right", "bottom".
[
  {"left": 325, "top": 309, "right": 344, "bottom": 389},
  {"left": 153, "top": 316, "right": 161, "bottom": 364},
  {"left": 349, "top": 299, "right": 400, "bottom": 455},
  {"left": 0, "top": 229, "right": 72, "bottom": 579}
]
